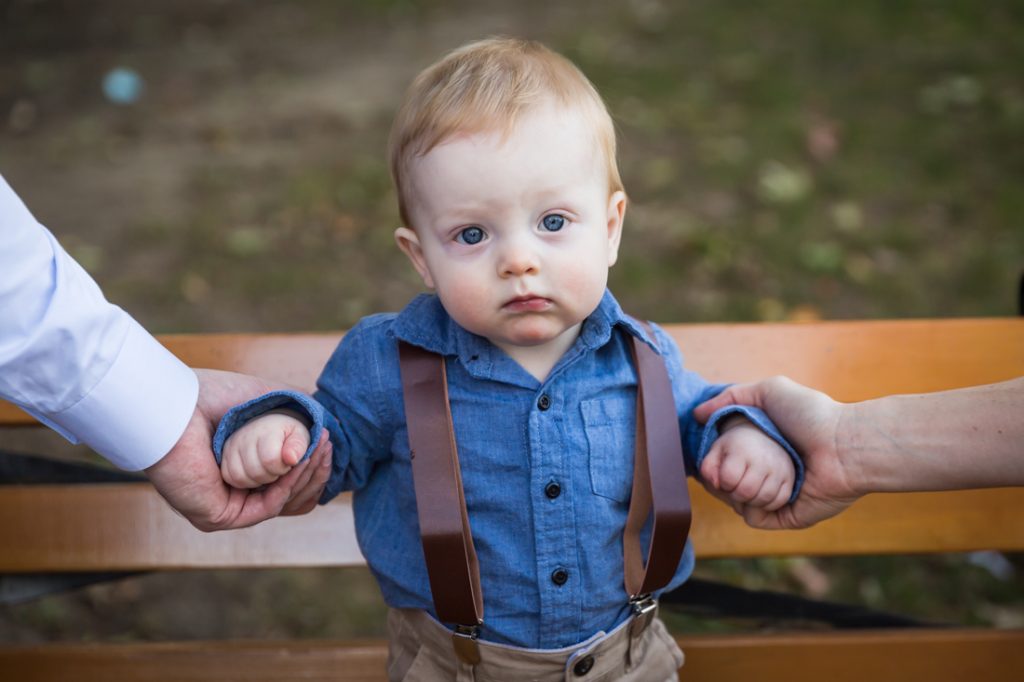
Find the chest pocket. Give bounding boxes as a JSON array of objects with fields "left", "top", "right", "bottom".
[{"left": 581, "top": 398, "right": 636, "bottom": 503}]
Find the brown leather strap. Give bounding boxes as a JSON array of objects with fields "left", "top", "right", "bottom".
[
  {"left": 398, "top": 325, "right": 691, "bottom": 629},
  {"left": 398, "top": 342, "right": 483, "bottom": 628},
  {"left": 623, "top": 330, "right": 692, "bottom": 597}
]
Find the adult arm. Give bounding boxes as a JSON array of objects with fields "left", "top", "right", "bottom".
[
  {"left": 0, "top": 174, "right": 197, "bottom": 469},
  {"left": 0, "top": 175, "right": 330, "bottom": 529},
  {"left": 693, "top": 375, "right": 1024, "bottom": 529}
]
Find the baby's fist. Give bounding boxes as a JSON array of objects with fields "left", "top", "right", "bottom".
[
  {"left": 221, "top": 412, "right": 311, "bottom": 489},
  {"left": 699, "top": 415, "right": 795, "bottom": 513}
]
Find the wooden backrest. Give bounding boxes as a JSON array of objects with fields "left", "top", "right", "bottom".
[{"left": 2, "top": 317, "right": 1022, "bottom": 573}]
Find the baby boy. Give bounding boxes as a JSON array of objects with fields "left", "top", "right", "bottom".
[{"left": 214, "top": 38, "right": 802, "bottom": 681}]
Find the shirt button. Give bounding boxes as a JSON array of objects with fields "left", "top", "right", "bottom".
[
  {"left": 573, "top": 654, "right": 595, "bottom": 676},
  {"left": 537, "top": 394, "right": 551, "bottom": 411},
  {"left": 544, "top": 481, "right": 562, "bottom": 499},
  {"left": 551, "top": 568, "right": 569, "bottom": 586}
]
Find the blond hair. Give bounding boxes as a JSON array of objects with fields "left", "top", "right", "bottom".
[{"left": 388, "top": 37, "right": 624, "bottom": 227}]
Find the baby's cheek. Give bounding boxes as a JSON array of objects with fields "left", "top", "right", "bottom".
[
  {"left": 559, "top": 261, "right": 607, "bottom": 310},
  {"left": 434, "top": 281, "right": 491, "bottom": 334}
]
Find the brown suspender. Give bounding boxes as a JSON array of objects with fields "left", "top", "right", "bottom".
[
  {"left": 398, "top": 343, "right": 484, "bottom": 663},
  {"left": 623, "top": 333, "right": 692, "bottom": 599},
  {"left": 398, "top": 327, "right": 691, "bottom": 661}
]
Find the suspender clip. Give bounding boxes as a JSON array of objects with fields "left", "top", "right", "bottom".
[
  {"left": 452, "top": 623, "right": 482, "bottom": 666},
  {"left": 629, "top": 593, "right": 657, "bottom": 632},
  {"left": 627, "top": 594, "right": 657, "bottom": 668}
]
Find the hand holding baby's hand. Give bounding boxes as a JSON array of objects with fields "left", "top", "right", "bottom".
[
  {"left": 221, "top": 412, "right": 311, "bottom": 489},
  {"left": 699, "top": 415, "right": 795, "bottom": 515}
]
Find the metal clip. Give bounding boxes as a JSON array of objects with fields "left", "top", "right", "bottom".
[
  {"left": 452, "top": 623, "right": 482, "bottom": 666},
  {"left": 626, "top": 594, "right": 657, "bottom": 668},
  {"left": 629, "top": 594, "right": 657, "bottom": 634}
]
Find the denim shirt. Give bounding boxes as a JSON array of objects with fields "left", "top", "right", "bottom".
[{"left": 214, "top": 291, "right": 802, "bottom": 649}]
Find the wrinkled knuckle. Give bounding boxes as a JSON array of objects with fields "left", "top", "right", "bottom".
[
  {"left": 190, "top": 515, "right": 221, "bottom": 533},
  {"left": 735, "top": 481, "right": 759, "bottom": 501},
  {"left": 720, "top": 467, "right": 742, "bottom": 489}
]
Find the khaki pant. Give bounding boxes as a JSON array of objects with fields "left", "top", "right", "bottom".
[{"left": 386, "top": 607, "right": 684, "bottom": 682}]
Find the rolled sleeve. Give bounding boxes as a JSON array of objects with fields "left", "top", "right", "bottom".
[
  {"left": 697, "top": 404, "right": 805, "bottom": 502},
  {"left": 211, "top": 323, "right": 397, "bottom": 507},
  {"left": 645, "top": 322, "right": 805, "bottom": 502},
  {"left": 212, "top": 390, "right": 325, "bottom": 465}
]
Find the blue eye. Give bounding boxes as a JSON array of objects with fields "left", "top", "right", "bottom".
[
  {"left": 457, "top": 226, "right": 485, "bottom": 245},
  {"left": 541, "top": 214, "right": 565, "bottom": 232}
]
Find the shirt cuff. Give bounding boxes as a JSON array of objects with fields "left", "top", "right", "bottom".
[
  {"left": 40, "top": 319, "right": 199, "bottom": 471},
  {"left": 696, "top": 405, "right": 805, "bottom": 502},
  {"left": 212, "top": 390, "right": 324, "bottom": 465}
]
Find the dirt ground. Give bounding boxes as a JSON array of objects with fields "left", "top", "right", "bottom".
[{"left": 2, "top": 0, "right": 1022, "bottom": 643}]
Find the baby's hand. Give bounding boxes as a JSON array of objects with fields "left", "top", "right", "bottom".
[
  {"left": 221, "top": 411, "right": 311, "bottom": 489},
  {"left": 699, "top": 415, "right": 795, "bottom": 513}
]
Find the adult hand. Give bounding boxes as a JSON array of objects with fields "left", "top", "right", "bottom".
[
  {"left": 145, "top": 368, "right": 332, "bottom": 531},
  {"left": 693, "top": 376, "right": 857, "bottom": 530}
]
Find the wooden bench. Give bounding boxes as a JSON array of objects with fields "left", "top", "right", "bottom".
[{"left": 1, "top": 317, "right": 1023, "bottom": 680}]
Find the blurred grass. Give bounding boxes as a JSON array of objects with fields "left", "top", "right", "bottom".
[{"left": 1, "top": 0, "right": 1022, "bottom": 643}]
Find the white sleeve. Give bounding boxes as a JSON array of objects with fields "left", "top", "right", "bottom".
[{"left": 0, "top": 175, "right": 199, "bottom": 470}]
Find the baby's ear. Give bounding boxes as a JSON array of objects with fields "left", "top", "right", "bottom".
[
  {"left": 605, "top": 191, "right": 626, "bottom": 267},
  {"left": 394, "top": 226, "right": 435, "bottom": 289}
]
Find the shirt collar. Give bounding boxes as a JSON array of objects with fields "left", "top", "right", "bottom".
[
  {"left": 577, "top": 289, "right": 662, "bottom": 355},
  {"left": 391, "top": 290, "right": 664, "bottom": 361},
  {"left": 390, "top": 293, "right": 465, "bottom": 355}
]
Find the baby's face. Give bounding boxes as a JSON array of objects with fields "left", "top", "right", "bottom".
[{"left": 395, "top": 101, "right": 625, "bottom": 359}]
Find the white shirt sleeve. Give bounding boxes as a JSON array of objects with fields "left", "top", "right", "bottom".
[{"left": 0, "top": 175, "right": 199, "bottom": 470}]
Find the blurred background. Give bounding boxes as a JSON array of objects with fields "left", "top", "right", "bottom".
[{"left": 1, "top": 0, "right": 1022, "bottom": 643}]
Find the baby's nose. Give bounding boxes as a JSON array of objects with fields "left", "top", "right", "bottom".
[{"left": 498, "top": 241, "right": 540, "bottom": 277}]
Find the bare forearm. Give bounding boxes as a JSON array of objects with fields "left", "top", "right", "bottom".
[{"left": 840, "top": 377, "right": 1024, "bottom": 494}]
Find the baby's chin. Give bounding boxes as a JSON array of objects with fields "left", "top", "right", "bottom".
[{"left": 494, "top": 318, "right": 582, "bottom": 347}]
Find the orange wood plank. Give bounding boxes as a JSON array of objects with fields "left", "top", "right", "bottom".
[
  {"left": 0, "top": 332, "right": 342, "bottom": 427},
  {"left": 688, "top": 483, "right": 1024, "bottom": 558},
  {"left": 4, "top": 481, "right": 1024, "bottom": 572},
  {"left": 677, "top": 628, "right": 1024, "bottom": 681},
  {"left": 669, "top": 317, "right": 1024, "bottom": 400},
  {"left": 3, "top": 318, "right": 1022, "bottom": 425},
  {"left": 0, "top": 484, "right": 364, "bottom": 572},
  {"left": 0, "top": 639, "right": 388, "bottom": 682},
  {"left": 1, "top": 629, "right": 1021, "bottom": 681}
]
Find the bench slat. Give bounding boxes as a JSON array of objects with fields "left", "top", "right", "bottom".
[
  {"left": 3, "top": 318, "right": 1022, "bottom": 425},
  {"left": 3, "top": 481, "right": 1023, "bottom": 572},
  {"left": 1, "top": 629, "right": 1021, "bottom": 681},
  {"left": 680, "top": 628, "right": 1024, "bottom": 681}
]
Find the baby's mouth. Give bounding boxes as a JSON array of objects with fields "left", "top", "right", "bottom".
[{"left": 503, "top": 295, "right": 552, "bottom": 313}]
